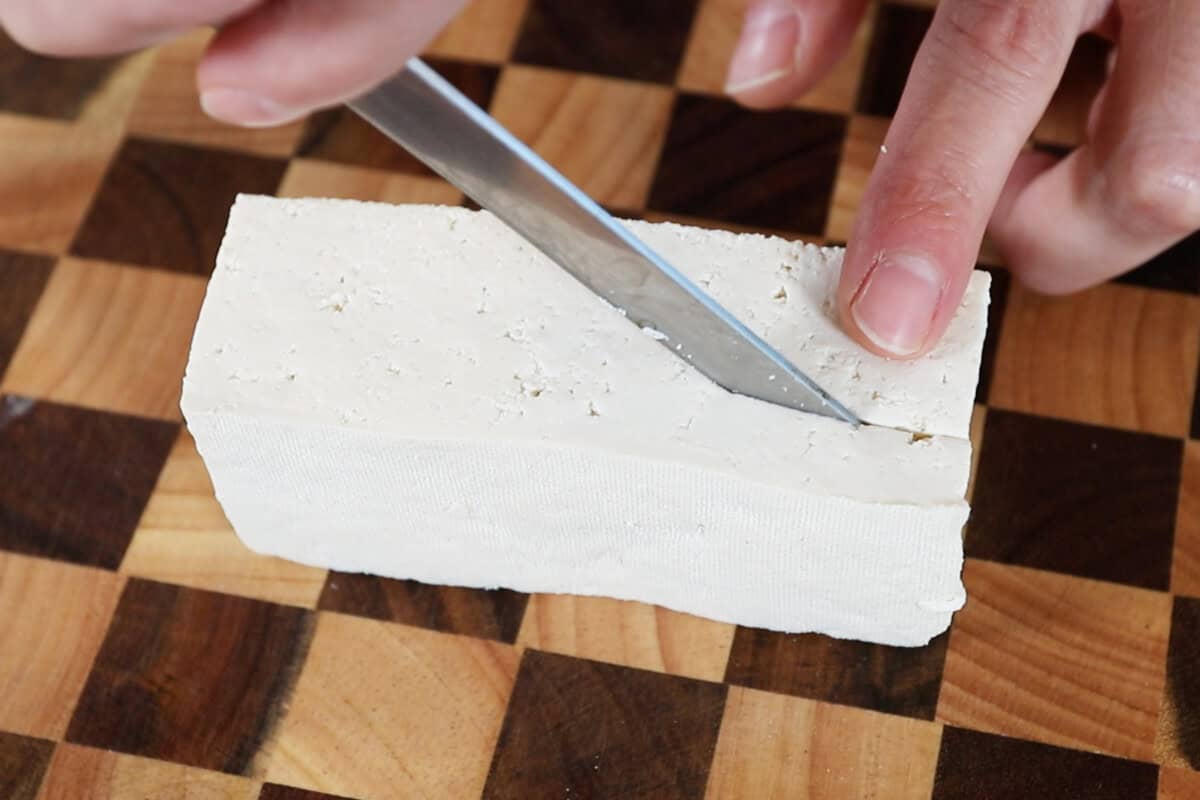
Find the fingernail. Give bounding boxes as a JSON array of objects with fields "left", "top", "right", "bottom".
[
  {"left": 725, "top": 0, "right": 802, "bottom": 95},
  {"left": 200, "top": 88, "right": 294, "bottom": 127},
  {"left": 850, "top": 252, "right": 946, "bottom": 357}
]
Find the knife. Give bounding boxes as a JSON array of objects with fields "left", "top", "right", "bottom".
[{"left": 348, "top": 59, "right": 861, "bottom": 426}]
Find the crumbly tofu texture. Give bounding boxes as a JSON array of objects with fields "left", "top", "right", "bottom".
[{"left": 182, "top": 195, "right": 991, "bottom": 646}]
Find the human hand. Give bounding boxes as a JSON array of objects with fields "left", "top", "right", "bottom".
[
  {"left": 727, "top": 0, "right": 1199, "bottom": 358},
  {"left": 0, "top": 0, "right": 467, "bottom": 126}
]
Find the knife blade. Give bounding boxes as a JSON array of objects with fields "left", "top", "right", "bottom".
[{"left": 348, "top": 59, "right": 861, "bottom": 425}]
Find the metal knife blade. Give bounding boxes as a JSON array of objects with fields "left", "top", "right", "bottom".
[{"left": 348, "top": 59, "right": 861, "bottom": 425}]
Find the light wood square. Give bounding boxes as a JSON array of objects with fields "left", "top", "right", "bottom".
[
  {"left": 278, "top": 159, "right": 463, "bottom": 205},
  {"left": 990, "top": 283, "right": 1200, "bottom": 437},
  {"left": 258, "top": 612, "right": 519, "bottom": 797},
  {"left": 490, "top": 65, "right": 675, "bottom": 211},
  {"left": 0, "top": 553, "right": 124, "bottom": 739},
  {"left": 938, "top": 559, "right": 1171, "bottom": 762},
  {"left": 128, "top": 31, "right": 305, "bottom": 158},
  {"left": 121, "top": 430, "right": 328, "bottom": 608},
  {"left": 516, "top": 594, "right": 736, "bottom": 682},
  {"left": 0, "top": 115, "right": 119, "bottom": 255},
  {"left": 2, "top": 258, "right": 206, "bottom": 421},
  {"left": 705, "top": 686, "right": 941, "bottom": 800},
  {"left": 678, "top": 0, "right": 875, "bottom": 114},
  {"left": 826, "top": 113, "right": 888, "bottom": 243},
  {"left": 426, "top": 0, "right": 531, "bottom": 63},
  {"left": 1159, "top": 765, "right": 1200, "bottom": 800},
  {"left": 1173, "top": 442, "right": 1200, "bottom": 597},
  {"left": 36, "top": 743, "right": 258, "bottom": 800}
]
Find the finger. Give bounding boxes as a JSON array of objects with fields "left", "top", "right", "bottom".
[
  {"left": 990, "top": 0, "right": 1200, "bottom": 293},
  {"left": 0, "top": 0, "right": 257, "bottom": 56},
  {"left": 198, "top": 0, "right": 469, "bottom": 127},
  {"left": 837, "top": 0, "right": 1095, "bottom": 358},
  {"left": 725, "top": 0, "right": 870, "bottom": 109}
]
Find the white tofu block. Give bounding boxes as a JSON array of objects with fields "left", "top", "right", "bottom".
[{"left": 182, "top": 195, "right": 990, "bottom": 646}]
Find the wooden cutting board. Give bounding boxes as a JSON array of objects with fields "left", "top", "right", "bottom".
[{"left": 1, "top": 2, "right": 1198, "bottom": 798}]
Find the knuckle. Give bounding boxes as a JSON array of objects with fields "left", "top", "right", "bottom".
[
  {"left": 937, "top": 0, "right": 1072, "bottom": 85},
  {"left": 878, "top": 148, "right": 983, "bottom": 232},
  {"left": 1107, "top": 141, "right": 1200, "bottom": 237}
]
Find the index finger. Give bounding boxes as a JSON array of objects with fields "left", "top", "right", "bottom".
[{"left": 837, "top": 0, "right": 1099, "bottom": 358}]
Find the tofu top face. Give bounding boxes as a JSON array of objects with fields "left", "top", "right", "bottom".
[{"left": 183, "top": 196, "right": 990, "bottom": 507}]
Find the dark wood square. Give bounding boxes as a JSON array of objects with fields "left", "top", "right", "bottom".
[
  {"left": 968, "top": 410, "right": 1182, "bottom": 590},
  {"left": 724, "top": 627, "right": 948, "bottom": 721},
  {"left": 0, "top": 250, "right": 53, "bottom": 380},
  {"left": 512, "top": 0, "right": 700, "bottom": 84},
  {"left": 297, "top": 58, "right": 500, "bottom": 173},
  {"left": 648, "top": 94, "right": 846, "bottom": 235},
  {"left": 0, "top": 730, "right": 54, "bottom": 800},
  {"left": 1193, "top": 351, "right": 1199, "bottom": 440},
  {"left": 317, "top": 572, "right": 528, "bottom": 643},
  {"left": 0, "top": 30, "right": 125, "bottom": 120},
  {"left": 483, "top": 650, "right": 726, "bottom": 799},
  {"left": 931, "top": 726, "right": 1158, "bottom": 800},
  {"left": 71, "top": 138, "right": 287, "bottom": 274},
  {"left": 975, "top": 266, "right": 1010, "bottom": 404},
  {"left": 0, "top": 396, "right": 177, "bottom": 569},
  {"left": 66, "top": 578, "right": 313, "bottom": 774},
  {"left": 856, "top": 2, "right": 934, "bottom": 117},
  {"left": 1117, "top": 231, "right": 1200, "bottom": 295},
  {"left": 259, "top": 785, "right": 356, "bottom": 800},
  {"left": 1165, "top": 596, "right": 1200, "bottom": 769}
]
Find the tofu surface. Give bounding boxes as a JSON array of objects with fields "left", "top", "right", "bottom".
[{"left": 182, "top": 195, "right": 990, "bottom": 646}]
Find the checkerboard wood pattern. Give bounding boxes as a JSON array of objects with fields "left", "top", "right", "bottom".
[{"left": 1, "top": 1, "right": 1198, "bottom": 798}]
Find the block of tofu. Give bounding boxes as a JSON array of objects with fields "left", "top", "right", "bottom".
[{"left": 182, "top": 195, "right": 990, "bottom": 646}]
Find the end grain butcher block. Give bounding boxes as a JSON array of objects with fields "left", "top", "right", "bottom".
[{"left": 181, "top": 195, "right": 990, "bottom": 647}]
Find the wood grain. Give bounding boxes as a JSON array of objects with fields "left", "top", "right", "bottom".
[
  {"left": 36, "top": 743, "right": 258, "bottom": 800},
  {"left": 1172, "top": 442, "right": 1200, "bottom": 597},
  {"left": 67, "top": 579, "right": 314, "bottom": 774},
  {"left": 2, "top": 258, "right": 206, "bottom": 420},
  {"left": 121, "top": 431, "right": 328, "bottom": 608},
  {"left": 0, "top": 115, "right": 118, "bottom": 255},
  {"left": 71, "top": 138, "right": 286, "bottom": 275},
  {"left": 932, "top": 726, "right": 1158, "bottom": 800},
  {"left": 0, "top": 731, "right": 54, "bottom": 800},
  {"left": 0, "top": 250, "right": 53, "bottom": 380},
  {"left": 491, "top": 65, "right": 674, "bottom": 211},
  {"left": 0, "top": 553, "right": 123, "bottom": 740},
  {"left": 257, "top": 784, "right": 356, "bottom": 800},
  {"left": 705, "top": 686, "right": 941, "bottom": 800},
  {"left": 724, "top": 627, "right": 948, "bottom": 720},
  {"left": 426, "top": 0, "right": 531, "bottom": 62},
  {"left": 278, "top": 160, "right": 463, "bottom": 206},
  {"left": 649, "top": 94, "right": 845, "bottom": 235},
  {"left": 967, "top": 404, "right": 986, "bottom": 503},
  {"left": 826, "top": 113, "right": 889, "bottom": 243},
  {"left": 516, "top": 594, "right": 735, "bottom": 682},
  {"left": 260, "top": 612, "right": 519, "bottom": 798},
  {"left": 968, "top": 409, "right": 1181, "bottom": 591},
  {"left": 512, "top": 0, "right": 701, "bottom": 84},
  {"left": 0, "top": 30, "right": 127, "bottom": 121},
  {"left": 483, "top": 649, "right": 726, "bottom": 799},
  {"left": 1156, "top": 596, "right": 1200, "bottom": 769},
  {"left": 1159, "top": 765, "right": 1200, "bottom": 800},
  {"left": 0, "top": 396, "right": 177, "bottom": 569},
  {"left": 127, "top": 31, "right": 305, "bottom": 158},
  {"left": 938, "top": 559, "right": 1170, "bottom": 762},
  {"left": 318, "top": 572, "right": 527, "bottom": 642},
  {"left": 991, "top": 283, "right": 1200, "bottom": 438},
  {"left": 677, "top": 0, "right": 874, "bottom": 113}
]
